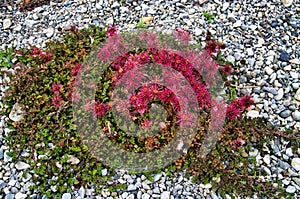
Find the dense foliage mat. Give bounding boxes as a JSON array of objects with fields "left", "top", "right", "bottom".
[{"left": 0, "top": 25, "right": 299, "bottom": 198}]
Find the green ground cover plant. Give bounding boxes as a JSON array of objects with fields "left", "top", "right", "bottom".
[{"left": 0, "top": 25, "right": 298, "bottom": 198}]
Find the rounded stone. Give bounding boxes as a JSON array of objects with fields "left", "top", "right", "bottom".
[
  {"left": 280, "top": 109, "right": 291, "bottom": 118},
  {"left": 291, "top": 158, "right": 300, "bottom": 171},
  {"left": 292, "top": 110, "right": 300, "bottom": 121}
]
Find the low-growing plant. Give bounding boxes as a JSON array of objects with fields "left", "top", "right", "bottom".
[
  {"left": 136, "top": 18, "right": 149, "bottom": 29},
  {"left": 203, "top": 11, "right": 215, "bottom": 23},
  {"left": 0, "top": 25, "right": 298, "bottom": 199}
]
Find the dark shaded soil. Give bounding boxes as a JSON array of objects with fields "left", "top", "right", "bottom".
[
  {"left": 0, "top": 0, "right": 64, "bottom": 11},
  {"left": 19, "top": 0, "right": 54, "bottom": 11}
]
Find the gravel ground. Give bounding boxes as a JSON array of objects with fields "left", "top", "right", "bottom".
[{"left": 0, "top": 0, "right": 300, "bottom": 198}]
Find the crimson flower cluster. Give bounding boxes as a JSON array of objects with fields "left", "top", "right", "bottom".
[
  {"left": 205, "top": 40, "right": 226, "bottom": 57},
  {"left": 105, "top": 47, "right": 213, "bottom": 111},
  {"left": 129, "top": 83, "right": 179, "bottom": 116},
  {"left": 233, "top": 138, "right": 244, "bottom": 149},
  {"left": 51, "top": 83, "right": 63, "bottom": 108},
  {"left": 93, "top": 101, "right": 111, "bottom": 117},
  {"left": 68, "top": 26, "right": 254, "bottom": 125},
  {"left": 226, "top": 96, "right": 254, "bottom": 120},
  {"left": 106, "top": 26, "right": 118, "bottom": 38},
  {"left": 174, "top": 28, "right": 192, "bottom": 43},
  {"left": 33, "top": 47, "right": 52, "bottom": 62},
  {"left": 222, "top": 64, "right": 233, "bottom": 76},
  {"left": 51, "top": 62, "right": 82, "bottom": 108},
  {"left": 98, "top": 27, "right": 255, "bottom": 123}
]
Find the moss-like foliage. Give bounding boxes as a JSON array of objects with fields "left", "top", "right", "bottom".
[{"left": 0, "top": 25, "right": 298, "bottom": 198}]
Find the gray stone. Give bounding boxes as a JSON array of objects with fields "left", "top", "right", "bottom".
[
  {"left": 246, "top": 48, "right": 254, "bottom": 56},
  {"left": 279, "top": 161, "right": 290, "bottom": 170},
  {"left": 62, "top": 193, "right": 71, "bottom": 199},
  {"left": 8, "top": 179, "right": 17, "bottom": 186},
  {"left": 211, "top": 193, "right": 219, "bottom": 199},
  {"left": 153, "top": 186, "right": 160, "bottom": 194},
  {"left": 263, "top": 166, "right": 271, "bottom": 175},
  {"left": 280, "top": 110, "right": 291, "bottom": 118},
  {"left": 233, "top": 20, "right": 242, "bottom": 27},
  {"left": 154, "top": 173, "right": 162, "bottom": 182},
  {"left": 222, "top": 2, "right": 229, "bottom": 11},
  {"left": 4, "top": 194, "right": 14, "bottom": 199},
  {"left": 286, "top": 185, "right": 296, "bottom": 193},
  {"left": 43, "top": 28, "right": 54, "bottom": 38},
  {"left": 24, "top": 20, "right": 39, "bottom": 28},
  {"left": 263, "top": 155, "right": 271, "bottom": 165},
  {"left": 78, "top": 187, "right": 85, "bottom": 198},
  {"left": 291, "top": 158, "right": 300, "bottom": 171},
  {"left": 228, "top": 13, "right": 236, "bottom": 22},
  {"left": 295, "top": 88, "right": 300, "bottom": 101},
  {"left": 111, "top": 2, "right": 120, "bottom": 8},
  {"left": 292, "top": 83, "right": 299, "bottom": 90},
  {"left": 274, "top": 88, "right": 284, "bottom": 100},
  {"left": 15, "top": 161, "right": 30, "bottom": 170},
  {"left": 246, "top": 110, "right": 259, "bottom": 118},
  {"left": 11, "top": 187, "right": 18, "bottom": 194},
  {"left": 127, "top": 184, "right": 137, "bottom": 191},
  {"left": 101, "top": 169, "right": 108, "bottom": 176},
  {"left": 15, "top": 193, "right": 27, "bottom": 199},
  {"left": 0, "top": 180, "right": 6, "bottom": 188},
  {"left": 282, "top": 179, "right": 290, "bottom": 185},
  {"left": 282, "top": 0, "right": 293, "bottom": 7},
  {"left": 122, "top": 193, "right": 128, "bottom": 198},
  {"left": 249, "top": 149, "right": 259, "bottom": 156},
  {"left": 3, "top": 18, "right": 12, "bottom": 29},
  {"left": 266, "top": 56, "right": 274, "bottom": 64},
  {"left": 161, "top": 191, "right": 170, "bottom": 199},
  {"left": 142, "top": 182, "right": 151, "bottom": 190},
  {"left": 96, "top": 3, "right": 102, "bottom": 9},
  {"left": 289, "top": 104, "right": 296, "bottom": 111},
  {"left": 290, "top": 71, "right": 299, "bottom": 79},
  {"left": 239, "top": 76, "right": 247, "bottom": 84},
  {"left": 292, "top": 110, "right": 300, "bottom": 121},
  {"left": 4, "top": 151, "right": 12, "bottom": 162},
  {"left": 14, "top": 24, "right": 22, "bottom": 32},
  {"left": 249, "top": 25, "right": 257, "bottom": 30},
  {"left": 126, "top": 194, "right": 135, "bottom": 199},
  {"left": 226, "top": 55, "right": 235, "bottom": 63},
  {"left": 66, "top": 155, "right": 80, "bottom": 165},
  {"left": 0, "top": 149, "right": 3, "bottom": 159},
  {"left": 234, "top": 52, "right": 242, "bottom": 61},
  {"left": 9, "top": 103, "right": 24, "bottom": 122},
  {"left": 142, "top": 193, "right": 151, "bottom": 199},
  {"left": 293, "top": 178, "right": 300, "bottom": 186},
  {"left": 120, "top": 6, "right": 129, "bottom": 13},
  {"left": 264, "top": 66, "right": 274, "bottom": 75},
  {"left": 263, "top": 87, "right": 278, "bottom": 95},
  {"left": 23, "top": 182, "right": 34, "bottom": 192},
  {"left": 248, "top": 58, "right": 255, "bottom": 67},
  {"left": 269, "top": 73, "right": 277, "bottom": 83},
  {"left": 286, "top": 148, "right": 294, "bottom": 156},
  {"left": 188, "top": 8, "right": 196, "bottom": 14},
  {"left": 194, "top": 28, "right": 202, "bottom": 36},
  {"left": 106, "top": 17, "right": 114, "bottom": 25},
  {"left": 271, "top": 144, "right": 280, "bottom": 154},
  {"left": 32, "top": 13, "right": 41, "bottom": 20},
  {"left": 147, "top": 9, "right": 156, "bottom": 14},
  {"left": 174, "top": 184, "right": 183, "bottom": 190}
]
